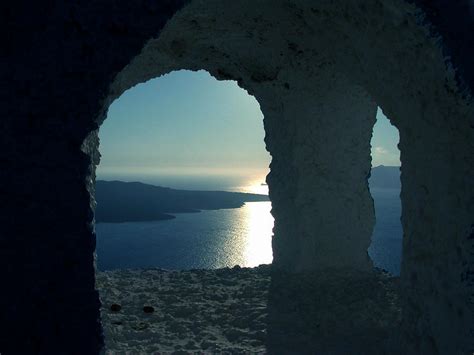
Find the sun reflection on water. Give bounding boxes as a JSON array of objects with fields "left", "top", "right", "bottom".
[
  {"left": 231, "top": 175, "right": 269, "bottom": 195},
  {"left": 247, "top": 182, "right": 269, "bottom": 195},
  {"left": 242, "top": 201, "right": 274, "bottom": 267},
  {"left": 96, "top": 176, "right": 274, "bottom": 270}
]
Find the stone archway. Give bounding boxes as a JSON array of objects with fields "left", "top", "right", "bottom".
[
  {"left": 84, "top": 1, "right": 473, "bottom": 353},
  {"left": 102, "top": 3, "right": 379, "bottom": 274},
  {"left": 3, "top": 0, "right": 472, "bottom": 354}
]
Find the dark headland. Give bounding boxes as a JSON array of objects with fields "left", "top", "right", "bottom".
[
  {"left": 96, "top": 166, "right": 399, "bottom": 223},
  {"left": 95, "top": 180, "right": 270, "bottom": 223}
]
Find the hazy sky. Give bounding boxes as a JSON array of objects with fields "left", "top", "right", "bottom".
[
  {"left": 371, "top": 109, "right": 401, "bottom": 167},
  {"left": 97, "top": 70, "right": 400, "bottom": 180}
]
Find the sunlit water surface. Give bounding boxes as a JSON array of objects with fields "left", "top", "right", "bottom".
[
  {"left": 96, "top": 202, "right": 273, "bottom": 271},
  {"left": 96, "top": 184, "right": 402, "bottom": 275}
]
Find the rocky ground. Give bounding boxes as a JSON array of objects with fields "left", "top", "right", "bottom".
[
  {"left": 97, "top": 265, "right": 401, "bottom": 354},
  {"left": 97, "top": 265, "right": 271, "bottom": 354}
]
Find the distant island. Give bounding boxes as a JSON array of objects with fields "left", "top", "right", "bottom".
[
  {"left": 96, "top": 166, "right": 399, "bottom": 223},
  {"left": 95, "top": 180, "right": 270, "bottom": 223}
]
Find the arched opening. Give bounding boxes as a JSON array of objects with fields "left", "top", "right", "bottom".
[
  {"left": 91, "top": 8, "right": 406, "bottom": 351},
  {"left": 3, "top": 1, "right": 471, "bottom": 354},
  {"left": 80, "top": 1, "right": 472, "bottom": 353},
  {"left": 368, "top": 107, "right": 403, "bottom": 276},
  {"left": 95, "top": 69, "right": 273, "bottom": 352}
]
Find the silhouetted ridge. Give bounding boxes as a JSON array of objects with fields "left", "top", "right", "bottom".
[{"left": 95, "top": 180, "right": 270, "bottom": 223}]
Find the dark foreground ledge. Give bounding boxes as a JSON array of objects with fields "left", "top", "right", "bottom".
[
  {"left": 267, "top": 267, "right": 401, "bottom": 354},
  {"left": 97, "top": 265, "right": 400, "bottom": 354}
]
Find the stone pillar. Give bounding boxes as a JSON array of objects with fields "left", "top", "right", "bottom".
[{"left": 265, "top": 71, "right": 377, "bottom": 273}]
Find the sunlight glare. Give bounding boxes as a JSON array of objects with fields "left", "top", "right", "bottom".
[
  {"left": 243, "top": 202, "right": 274, "bottom": 267},
  {"left": 238, "top": 174, "right": 269, "bottom": 195},
  {"left": 248, "top": 182, "right": 269, "bottom": 195}
]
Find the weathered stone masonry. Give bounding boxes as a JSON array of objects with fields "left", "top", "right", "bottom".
[
  {"left": 1, "top": 1, "right": 473, "bottom": 354},
  {"left": 1, "top": 2, "right": 189, "bottom": 353}
]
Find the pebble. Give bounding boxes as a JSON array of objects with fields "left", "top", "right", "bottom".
[
  {"left": 143, "top": 306, "right": 155, "bottom": 314},
  {"left": 110, "top": 303, "right": 122, "bottom": 312}
]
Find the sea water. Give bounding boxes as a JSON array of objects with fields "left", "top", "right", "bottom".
[
  {"left": 96, "top": 182, "right": 402, "bottom": 275},
  {"left": 368, "top": 187, "right": 403, "bottom": 275}
]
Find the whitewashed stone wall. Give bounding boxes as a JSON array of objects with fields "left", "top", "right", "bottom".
[
  {"left": 3, "top": 0, "right": 472, "bottom": 353},
  {"left": 102, "top": 1, "right": 474, "bottom": 353}
]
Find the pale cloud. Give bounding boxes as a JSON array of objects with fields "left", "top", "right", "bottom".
[
  {"left": 371, "top": 145, "right": 400, "bottom": 167},
  {"left": 371, "top": 108, "right": 401, "bottom": 167},
  {"left": 374, "top": 146, "right": 388, "bottom": 155}
]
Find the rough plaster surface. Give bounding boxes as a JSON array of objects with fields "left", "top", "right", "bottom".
[
  {"left": 106, "top": 2, "right": 474, "bottom": 351},
  {"left": 2, "top": 0, "right": 473, "bottom": 354},
  {"left": 105, "top": 1, "right": 474, "bottom": 354},
  {"left": 97, "top": 266, "right": 271, "bottom": 353},
  {"left": 97, "top": 266, "right": 401, "bottom": 354}
]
